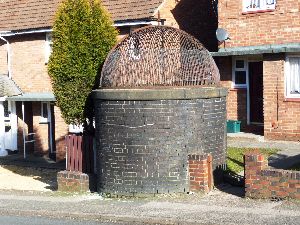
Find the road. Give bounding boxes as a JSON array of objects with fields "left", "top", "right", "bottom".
[{"left": 0, "top": 215, "right": 135, "bottom": 225}]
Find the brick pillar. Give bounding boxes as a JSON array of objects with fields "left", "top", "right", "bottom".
[
  {"left": 244, "top": 151, "right": 267, "bottom": 198},
  {"left": 57, "top": 171, "right": 96, "bottom": 192},
  {"left": 188, "top": 154, "right": 213, "bottom": 193}
]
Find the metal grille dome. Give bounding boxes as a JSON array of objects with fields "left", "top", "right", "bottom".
[{"left": 100, "top": 26, "right": 220, "bottom": 88}]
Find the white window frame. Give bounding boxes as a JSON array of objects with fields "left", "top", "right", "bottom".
[
  {"left": 232, "top": 57, "right": 248, "bottom": 88},
  {"left": 45, "top": 32, "right": 52, "bottom": 64},
  {"left": 243, "top": 0, "right": 276, "bottom": 13},
  {"left": 285, "top": 54, "right": 300, "bottom": 99},
  {"left": 40, "top": 102, "right": 50, "bottom": 123}
]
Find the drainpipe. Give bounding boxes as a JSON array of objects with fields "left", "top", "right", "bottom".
[{"left": 0, "top": 35, "right": 12, "bottom": 79}]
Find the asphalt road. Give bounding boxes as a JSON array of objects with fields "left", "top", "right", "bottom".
[{"left": 0, "top": 215, "right": 135, "bottom": 225}]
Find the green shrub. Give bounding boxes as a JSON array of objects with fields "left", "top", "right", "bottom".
[{"left": 48, "top": 0, "right": 117, "bottom": 126}]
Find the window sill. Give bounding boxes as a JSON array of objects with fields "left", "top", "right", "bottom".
[
  {"left": 242, "top": 9, "right": 275, "bottom": 15},
  {"left": 284, "top": 98, "right": 300, "bottom": 102}
]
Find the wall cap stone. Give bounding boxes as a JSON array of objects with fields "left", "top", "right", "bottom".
[{"left": 92, "top": 87, "right": 228, "bottom": 100}]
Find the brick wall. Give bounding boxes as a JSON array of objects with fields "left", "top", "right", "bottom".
[
  {"left": 264, "top": 54, "right": 300, "bottom": 141},
  {"left": 32, "top": 102, "right": 49, "bottom": 156},
  {"left": 7, "top": 34, "right": 52, "bottom": 92},
  {"left": 0, "top": 42, "right": 7, "bottom": 74},
  {"left": 54, "top": 105, "right": 68, "bottom": 161},
  {"left": 245, "top": 152, "right": 300, "bottom": 200},
  {"left": 157, "top": 0, "right": 218, "bottom": 51},
  {"left": 218, "top": 0, "right": 300, "bottom": 48},
  {"left": 94, "top": 96, "right": 226, "bottom": 195}
]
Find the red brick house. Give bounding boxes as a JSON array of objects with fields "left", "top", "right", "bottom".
[
  {"left": 213, "top": 0, "right": 300, "bottom": 141},
  {"left": 0, "top": 0, "right": 217, "bottom": 160}
]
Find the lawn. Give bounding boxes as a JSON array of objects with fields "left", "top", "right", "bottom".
[{"left": 226, "top": 147, "right": 279, "bottom": 174}]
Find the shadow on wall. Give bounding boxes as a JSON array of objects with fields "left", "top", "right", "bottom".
[{"left": 171, "top": 0, "right": 218, "bottom": 51}]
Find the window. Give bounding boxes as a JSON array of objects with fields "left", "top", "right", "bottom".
[
  {"left": 285, "top": 56, "right": 300, "bottom": 99},
  {"left": 243, "top": 0, "right": 276, "bottom": 12},
  {"left": 40, "top": 102, "right": 50, "bottom": 123},
  {"left": 232, "top": 58, "right": 247, "bottom": 88},
  {"left": 45, "top": 33, "right": 52, "bottom": 63}
]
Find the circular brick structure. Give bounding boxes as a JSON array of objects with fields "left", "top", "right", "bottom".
[
  {"left": 93, "top": 87, "right": 227, "bottom": 195},
  {"left": 93, "top": 26, "right": 227, "bottom": 195}
]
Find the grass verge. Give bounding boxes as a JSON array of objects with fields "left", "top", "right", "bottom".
[{"left": 227, "top": 147, "right": 279, "bottom": 174}]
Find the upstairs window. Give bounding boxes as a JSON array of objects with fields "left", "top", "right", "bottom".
[
  {"left": 45, "top": 33, "right": 52, "bottom": 63},
  {"left": 285, "top": 56, "right": 300, "bottom": 99},
  {"left": 243, "top": 0, "right": 276, "bottom": 12}
]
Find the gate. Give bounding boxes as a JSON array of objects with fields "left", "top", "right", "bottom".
[{"left": 65, "top": 134, "right": 94, "bottom": 173}]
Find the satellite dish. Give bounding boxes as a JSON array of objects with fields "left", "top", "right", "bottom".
[{"left": 216, "top": 28, "right": 230, "bottom": 42}]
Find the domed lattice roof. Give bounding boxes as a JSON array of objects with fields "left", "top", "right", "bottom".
[{"left": 100, "top": 26, "right": 220, "bottom": 88}]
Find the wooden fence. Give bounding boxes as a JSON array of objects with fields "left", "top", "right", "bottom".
[{"left": 65, "top": 134, "right": 94, "bottom": 173}]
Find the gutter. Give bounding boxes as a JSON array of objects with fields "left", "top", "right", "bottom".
[
  {"left": 0, "top": 19, "right": 161, "bottom": 36},
  {"left": 0, "top": 36, "right": 12, "bottom": 79},
  {"left": 0, "top": 28, "right": 52, "bottom": 37}
]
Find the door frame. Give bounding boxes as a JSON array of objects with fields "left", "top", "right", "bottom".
[
  {"left": 247, "top": 59, "right": 264, "bottom": 125},
  {"left": 232, "top": 56, "right": 263, "bottom": 125}
]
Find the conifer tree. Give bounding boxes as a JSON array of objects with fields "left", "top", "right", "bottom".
[{"left": 48, "top": 0, "right": 117, "bottom": 127}]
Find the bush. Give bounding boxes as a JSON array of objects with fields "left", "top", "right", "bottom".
[{"left": 48, "top": 0, "right": 118, "bottom": 126}]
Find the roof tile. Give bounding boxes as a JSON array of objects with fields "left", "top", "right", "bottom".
[{"left": 0, "top": 0, "right": 164, "bottom": 32}]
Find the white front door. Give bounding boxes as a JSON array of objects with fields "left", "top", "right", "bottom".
[
  {"left": 3, "top": 101, "right": 18, "bottom": 151},
  {"left": 0, "top": 101, "right": 5, "bottom": 152}
]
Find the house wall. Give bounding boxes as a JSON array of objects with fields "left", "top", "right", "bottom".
[
  {"left": 157, "top": 0, "right": 218, "bottom": 51},
  {"left": 0, "top": 42, "right": 7, "bottom": 74},
  {"left": 9, "top": 34, "right": 52, "bottom": 92},
  {"left": 264, "top": 54, "right": 300, "bottom": 141},
  {"left": 0, "top": 34, "right": 68, "bottom": 160},
  {"left": 218, "top": 0, "right": 300, "bottom": 48},
  {"left": 218, "top": 1, "right": 300, "bottom": 141}
]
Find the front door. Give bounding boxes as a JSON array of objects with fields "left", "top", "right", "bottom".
[
  {"left": 4, "top": 101, "right": 18, "bottom": 151},
  {"left": 249, "top": 62, "right": 264, "bottom": 124}
]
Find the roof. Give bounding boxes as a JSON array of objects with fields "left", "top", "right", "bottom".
[
  {"left": 0, "top": 75, "right": 22, "bottom": 97},
  {"left": 0, "top": 0, "right": 164, "bottom": 32},
  {"left": 7, "top": 92, "right": 56, "bottom": 101},
  {"left": 102, "top": 0, "right": 163, "bottom": 22},
  {"left": 211, "top": 43, "right": 300, "bottom": 57},
  {"left": 0, "top": 0, "right": 61, "bottom": 32}
]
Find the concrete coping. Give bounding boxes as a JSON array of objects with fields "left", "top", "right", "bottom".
[{"left": 92, "top": 87, "right": 228, "bottom": 101}]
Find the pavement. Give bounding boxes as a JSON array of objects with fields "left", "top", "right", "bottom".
[
  {"left": 228, "top": 132, "right": 300, "bottom": 169},
  {"left": 0, "top": 185, "right": 299, "bottom": 225},
  {"left": 0, "top": 154, "right": 63, "bottom": 192}
]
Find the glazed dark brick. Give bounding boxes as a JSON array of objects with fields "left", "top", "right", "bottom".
[{"left": 94, "top": 97, "right": 227, "bottom": 195}]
